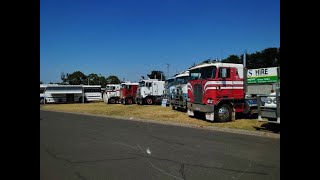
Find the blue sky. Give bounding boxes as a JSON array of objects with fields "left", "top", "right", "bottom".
[{"left": 40, "top": 0, "right": 280, "bottom": 83}]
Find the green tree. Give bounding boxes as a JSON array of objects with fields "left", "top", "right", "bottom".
[
  {"left": 147, "top": 70, "right": 166, "bottom": 81},
  {"left": 243, "top": 48, "right": 280, "bottom": 69},
  {"left": 86, "top": 73, "right": 101, "bottom": 85},
  {"left": 223, "top": 55, "right": 241, "bottom": 64},
  {"left": 106, "top": 75, "right": 121, "bottom": 84},
  {"left": 261, "top": 47, "right": 279, "bottom": 67},
  {"left": 98, "top": 75, "right": 107, "bottom": 87},
  {"left": 65, "top": 71, "right": 87, "bottom": 85}
]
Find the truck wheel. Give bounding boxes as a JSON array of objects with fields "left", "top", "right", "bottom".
[
  {"left": 146, "top": 97, "right": 153, "bottom": 105},
  {"left": 215, "top": 104, "right": 232, "bottom": 122},
  {"left": 172, "top": 105, "right": 176, "bottom": 110},
  {"left": 126, "top": 98, "right": 133, "bottom": 105},
  {"left": 109, "top": 98, "right": 116, "bottom": 104}
]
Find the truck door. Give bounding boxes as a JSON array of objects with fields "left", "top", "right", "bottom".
[
  {"left": 146, "top": 82, "right": 152, "bottom": 95},
  {"left": 218, "top": 67, "right": 232, "bottom": 99}
]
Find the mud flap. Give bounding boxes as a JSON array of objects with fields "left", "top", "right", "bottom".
[
  {"left": 205, "top": 112, "right": 214, "bottom": 121},
  {"left": 187, "top": 109, "right": 194, "bottom": 117},
  {"left": 232, "top": 107, "right": 236, "bottom": 121}
]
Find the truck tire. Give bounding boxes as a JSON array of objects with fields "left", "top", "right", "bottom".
[
  {"left": 109, "top": 98, "right": 116, "bottom": 104},
  {"left": 215, "top": 104, "right": 232, "bottom": 122},
  {"left": 146, "top": 97, "right": 153, "bottom": 105},
  {"left": 126, "top": 98, "right": 133, "bottom": 105}
]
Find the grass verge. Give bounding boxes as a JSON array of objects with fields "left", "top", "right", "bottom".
[{"left": 40, "top": 102, "right": 269, "bottom": 131}]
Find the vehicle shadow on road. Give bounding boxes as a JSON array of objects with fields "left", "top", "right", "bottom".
[{"left": 254, "top": 123, "right": 280, "bottom": 133}]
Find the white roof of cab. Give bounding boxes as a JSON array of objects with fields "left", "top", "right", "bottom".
[
  {"left": 140, "top": 79, "right": 165, "bottom": 82},
  {"left": 121, "top": 82, "right": 139, "bottom": 85},
  {"left": 106, "top": 84, "right": 120, "bottom": 86},
  {"left": 175, "top": 70, "right": 189, "bottom": 78},
  {"left": 189, "top": 62, "right": 243, "bottom": 70}
]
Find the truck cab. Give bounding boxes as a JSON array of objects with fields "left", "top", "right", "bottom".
[
  {"left": 120, "top": 82, "right": 139, "bottom": 105},
  {"left": 104, "top": 84, "right": 121, "bottom": 104},
  {"left": 136, "top": 79, "right": 165, "bottom": 105},
  {"left": 187, "top": 62, "right": 246, "bottom": 122},
  {"left": 171, "top": 71, "right": 189, "bottom": 111},
  {"left": 162, "top": 77, "right": 176, "bottom": 106}
]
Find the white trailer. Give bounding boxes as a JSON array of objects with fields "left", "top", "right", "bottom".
[
  {"left": 40, "top": 84, "right": 47, "bottom": 103},
  {"left": 43, "top": 85, "right": 84, "bottom": 103},
  {"left": 41, "top": 84, "right": 102, "bottom": 104},
  {"left": 83, "top": 85, "right": 102, "bottom": 102}
]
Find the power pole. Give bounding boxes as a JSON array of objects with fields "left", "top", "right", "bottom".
[{"left": 243, "top": 50, "right": 247, "bottom": 94}]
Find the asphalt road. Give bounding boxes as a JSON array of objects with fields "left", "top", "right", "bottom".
[{"left": 40, "top": 110, "right": 280, "bottom": 180}]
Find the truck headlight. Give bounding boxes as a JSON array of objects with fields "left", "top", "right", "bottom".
[{"left": 207, "top": 99, "right": 214, "bottom": 104}]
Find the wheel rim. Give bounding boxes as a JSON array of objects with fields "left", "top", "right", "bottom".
[
  {"left": 128, "top": 99, "right": 132, "bottom": 104},
  {"left": 147, "top": 98, "right": 152, "bottom": 104},
  {"left": 218, "top": 106, "right": 230, "bottom": 120},
  {"left": 110, "top": 99, "right": 115, "bottom": 103}
]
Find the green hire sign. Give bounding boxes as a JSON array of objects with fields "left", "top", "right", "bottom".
[{"left": 247, "top": 67, "right": 279, "bottom": 84}]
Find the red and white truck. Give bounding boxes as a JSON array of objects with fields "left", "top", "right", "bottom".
[
  {"left": 187, "top": 62, "right": 256, "bottom": 122},
  {"left": 120, "top": 82, "right": 139, "bottom": 105}
]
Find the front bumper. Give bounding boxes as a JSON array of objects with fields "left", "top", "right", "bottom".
[{"left": 187, "top": 102, "right": 214, "bottom": 113}]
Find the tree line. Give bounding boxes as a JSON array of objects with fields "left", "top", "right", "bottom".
[
  {"left": 40, "top": 70, "right": 167, "bottom": 86},
  {"left": 40, "top": 72, "right": 121, "bottom": 87},
  {"left": 195, "top": 47, "right": 280, "bottom": 69},
  {"left": 40, "top": 47, "right": 279, "bottom": 85}
]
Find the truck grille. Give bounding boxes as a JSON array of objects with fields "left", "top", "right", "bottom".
[
  {"left": 194, "top": 84, "right": 202, "bottom": 104},
  {"left": 137, "top": 88, "right": 141, "bottom": 98}
]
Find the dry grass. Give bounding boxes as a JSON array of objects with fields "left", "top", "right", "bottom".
[{"left": 40, "top": 102, "right": 266, "bottom": 131}]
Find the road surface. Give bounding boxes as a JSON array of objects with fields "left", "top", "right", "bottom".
[{"left": 40, "top": 110, "right": 280, "bottom": 180}]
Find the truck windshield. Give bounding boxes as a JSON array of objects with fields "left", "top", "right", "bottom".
[
  {"left": 166, "top": 79, "right": 175, "bottom": 87},
  {"left": 176, "top": 76, "right": 189, "bottom": 84},
  {"left": 139, "top": 81, "right": 145, "bottom": 87},
  {"left": 189, "top": 66, "right": 216, "bottom": 80},
  {"left": 106, "top": 86, "right": 115, "bottom": 90}
]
